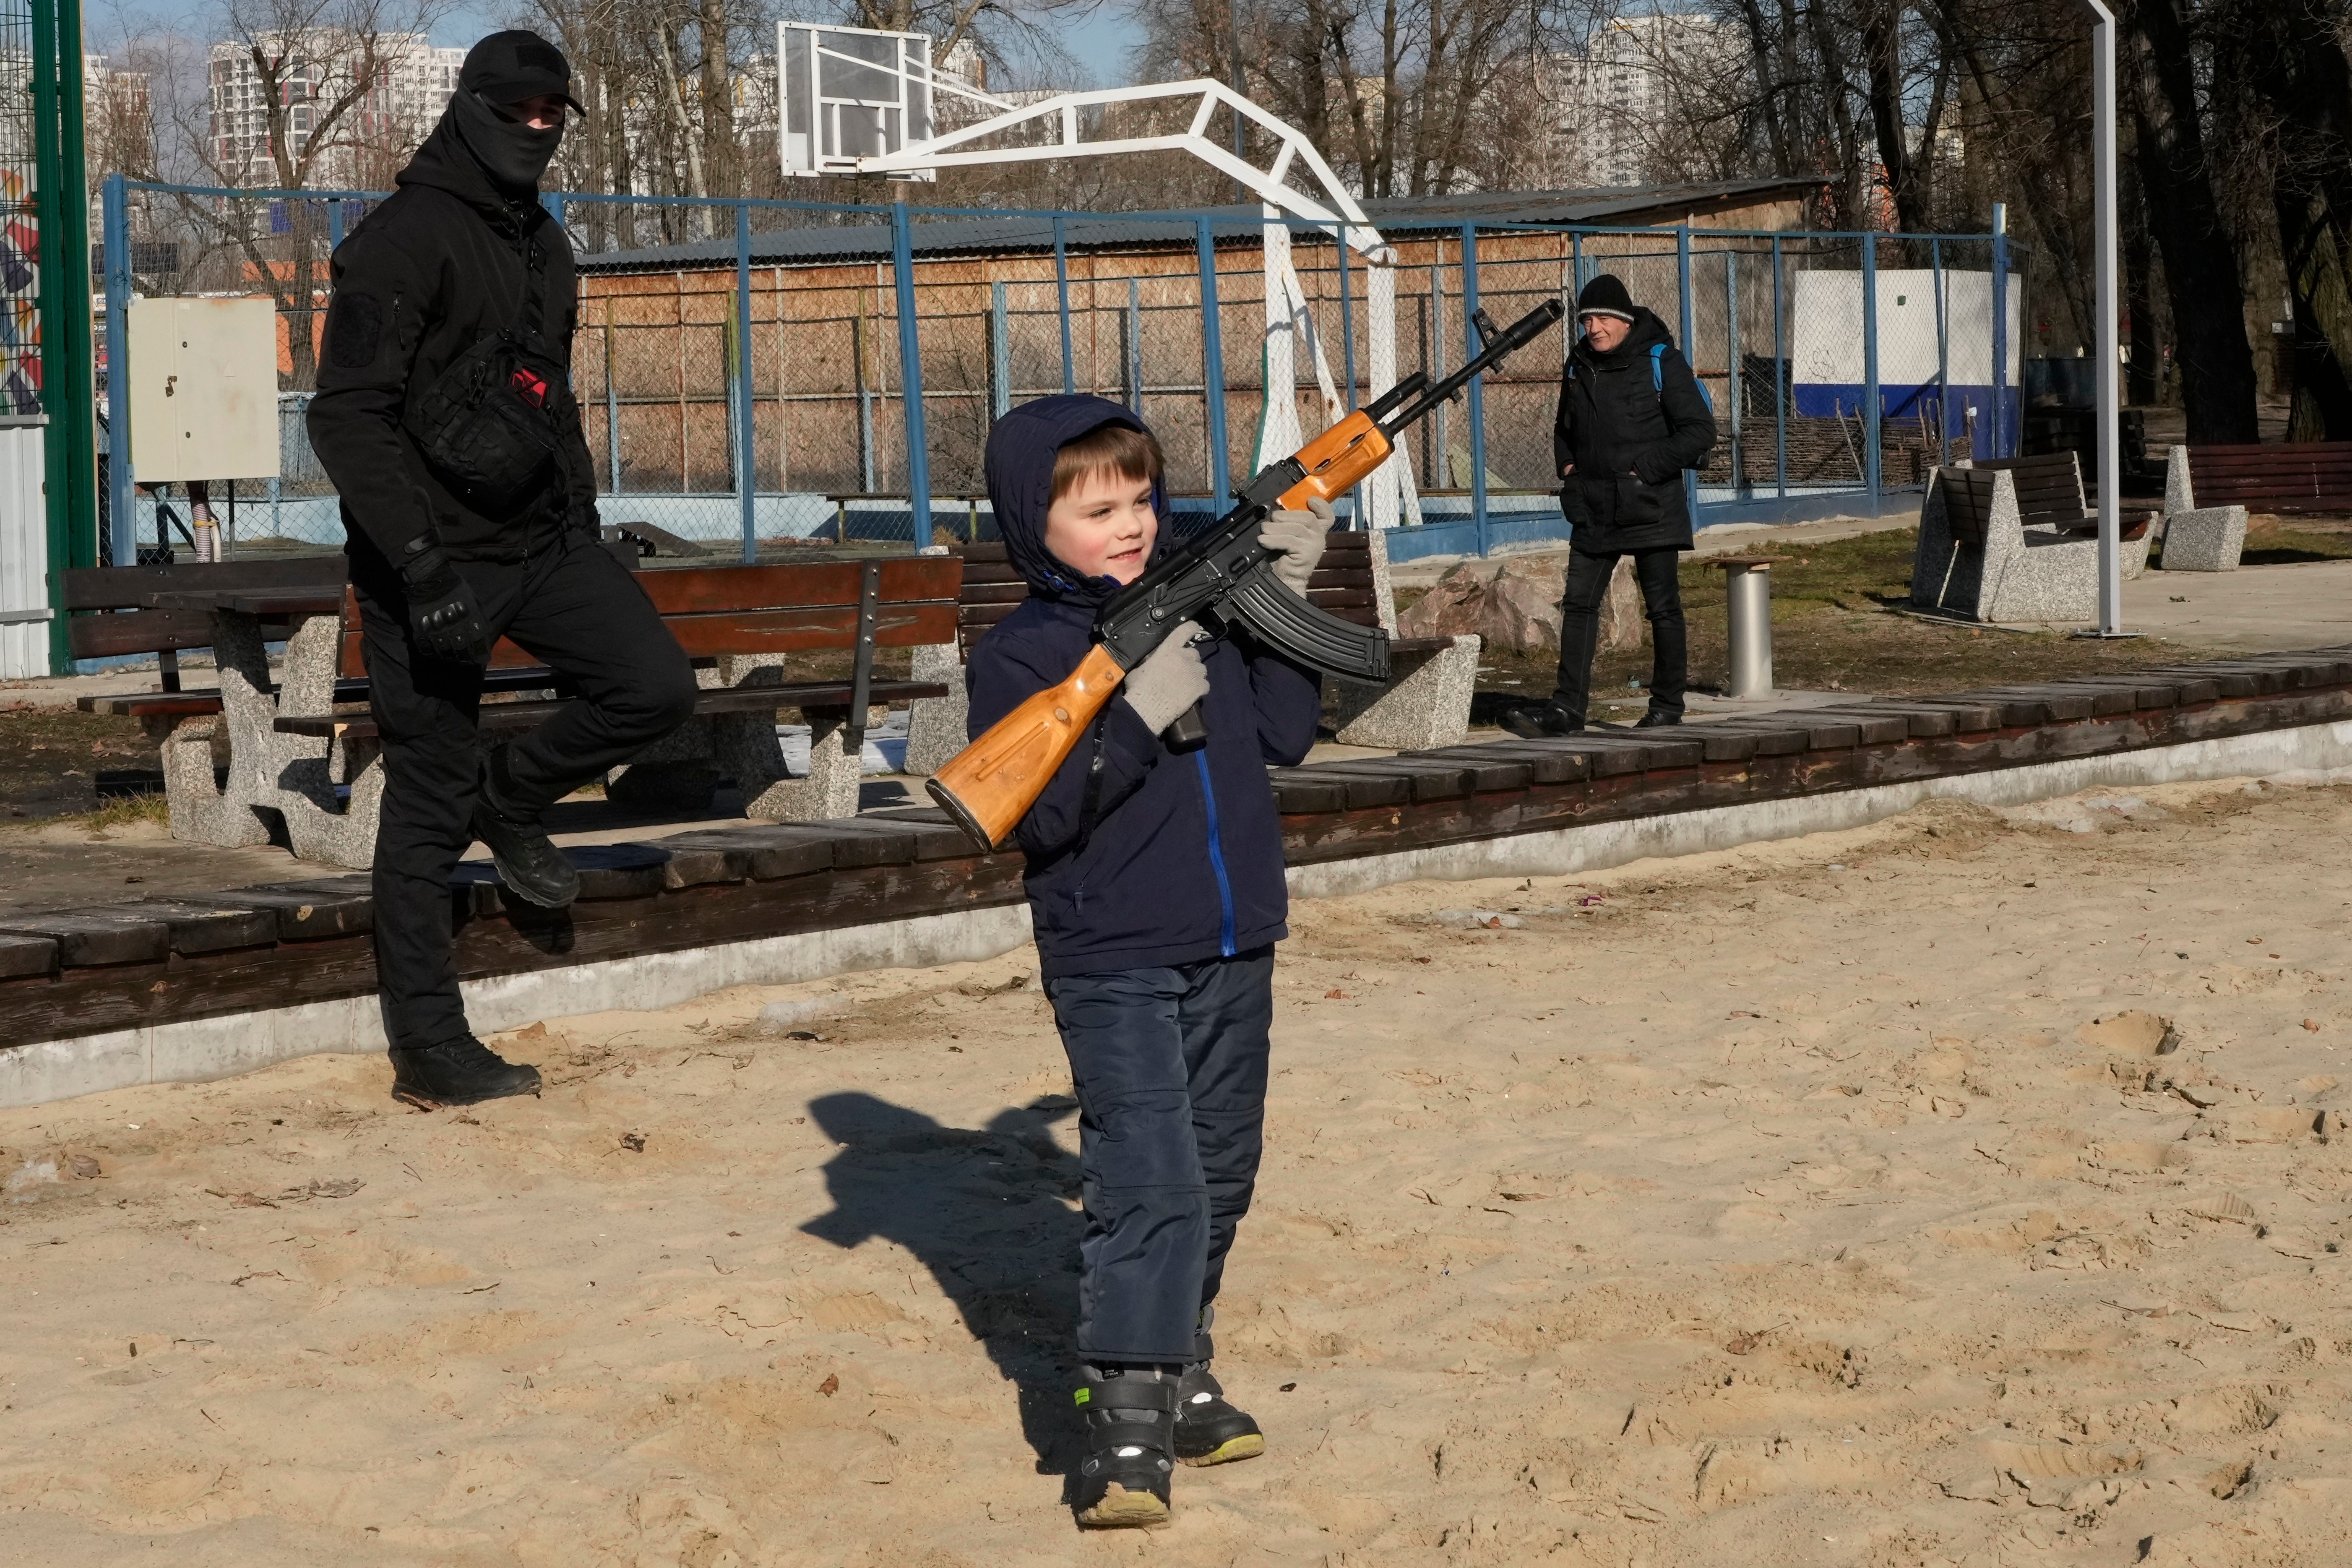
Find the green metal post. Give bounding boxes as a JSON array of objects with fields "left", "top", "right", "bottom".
[{"left": 33, "top": 0, "right": 96, "bottom": 670}]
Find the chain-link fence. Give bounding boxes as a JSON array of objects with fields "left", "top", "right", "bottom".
[{"left": 100, "top": 174, "right": 2024, "bottom": 563}]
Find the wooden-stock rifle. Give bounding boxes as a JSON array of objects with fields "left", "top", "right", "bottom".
[{"left": 927, "top": 298, "right": 1566, "bottom": 852}]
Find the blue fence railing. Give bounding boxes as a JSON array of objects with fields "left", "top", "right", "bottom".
[{"left": 99, "top": 173, "right": 2022, "bottom": 568}]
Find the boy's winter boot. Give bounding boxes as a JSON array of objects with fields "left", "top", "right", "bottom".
[
  {"left": 1173, "top": 1362, "right": 1263, "bottom": 1465},
  {"left": 1073, "top": 1365, "right": 1178, "bottom": 1527},
  {"left": 390, "top": 1034, "right": 542, "bottom": 1108}
]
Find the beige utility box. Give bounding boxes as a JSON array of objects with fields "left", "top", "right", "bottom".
[{"left": 127, "top": 295, "right": 281, "bottom": 482}]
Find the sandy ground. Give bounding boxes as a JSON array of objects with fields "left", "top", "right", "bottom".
[{"left": 6, "top": 780, "right": 2352, "bottom": 1567}]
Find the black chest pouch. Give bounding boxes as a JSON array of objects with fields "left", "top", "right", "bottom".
[{"left": 406, "top": 232, "right": 570, "bottom": 513}]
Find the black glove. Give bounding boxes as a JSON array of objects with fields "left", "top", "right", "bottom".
[{"left": 397, "top": 538, "right": 488, "bottom": 662}]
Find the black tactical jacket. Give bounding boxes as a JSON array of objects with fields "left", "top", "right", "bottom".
[
  {"left": 1552, "top": 306, "right": 1717, "bottom": 554},
  {"left": 307, "top": 116, "right": 596, "bottom": 565}
]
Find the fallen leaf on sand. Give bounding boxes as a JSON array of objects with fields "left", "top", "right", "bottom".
[{"left": 818, "top": 1373, "right": 839, "bottom": 1397}]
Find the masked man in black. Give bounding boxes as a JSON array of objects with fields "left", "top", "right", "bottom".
[{"left": 309, "top": 31, "right": 696, "bottom": 1108}]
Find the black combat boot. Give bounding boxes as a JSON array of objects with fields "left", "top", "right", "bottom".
[
  {"left": 470, "top": 749, "right": 579, "bottom": 909},
  {"left": 1073, "top": 1365, "right": 1179, "bottom": 1528},
  {"left": 1501, "top": 699, "right": 1584, "bottom": 739},
  {"left": 390, "top": 1035, "right": 543, "bottom": 1109}
]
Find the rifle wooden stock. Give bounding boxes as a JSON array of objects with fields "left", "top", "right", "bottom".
[{"left": 926, "top": 643, "right": 1128, "bottom": 850}]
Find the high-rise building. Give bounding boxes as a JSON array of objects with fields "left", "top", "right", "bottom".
[
  {"left": 1553, "top": 12, "right": 1742, "bottom": 188},
  {"left": 208, "top": 32, "right": 464, "bottom": 188}
]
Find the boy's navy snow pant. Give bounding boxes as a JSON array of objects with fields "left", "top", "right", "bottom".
[{"left": 1044, "top": 945, "right": 1276, "bottom": 1365}]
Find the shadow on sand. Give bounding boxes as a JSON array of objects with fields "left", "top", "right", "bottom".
[{"left": 800, "top": 1091, "right": 1086, "bottom": 1477}]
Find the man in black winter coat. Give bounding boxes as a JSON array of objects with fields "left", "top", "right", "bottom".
[
  {"left": 308, "top": 31, "right": 696, "bottom": 1108},
  {"left": 1505, "top": 273, "right": 1716, "bottom": 735}
]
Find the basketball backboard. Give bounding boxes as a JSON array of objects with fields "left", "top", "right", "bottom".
[{"left": 779, "top": 22, "right": 938, "bottom": 180}]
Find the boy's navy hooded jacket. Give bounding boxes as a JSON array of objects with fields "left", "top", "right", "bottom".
[{"left": 966, "top": 395, "right": 1321, "bottom": 979}]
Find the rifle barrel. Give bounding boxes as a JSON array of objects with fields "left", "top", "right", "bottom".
[{"left": 1375, "top": 300, "right": 1564, "bottom": 439}]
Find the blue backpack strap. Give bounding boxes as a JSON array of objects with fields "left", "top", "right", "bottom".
[{"left": 1650, "top": 343, "right": 1665, "bottom": 391}]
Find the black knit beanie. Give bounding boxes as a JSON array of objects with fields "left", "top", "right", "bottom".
[{"left": 1576, "top": 273, "right": 1636, "bottom": 323}]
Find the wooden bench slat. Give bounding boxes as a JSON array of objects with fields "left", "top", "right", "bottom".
[
  {"left": 632, "top": 557, "right": 959, "bottom": 615},
  {"left": 274, "top": 678, "right": 950, "bottom": 740}
]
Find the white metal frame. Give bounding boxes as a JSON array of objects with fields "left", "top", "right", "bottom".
[
  {"left": 779, "top": 22, "right": 940, "bottom": 181},
  {"left": 780, "top": 33, "right": 1414, "bottom": 526}
]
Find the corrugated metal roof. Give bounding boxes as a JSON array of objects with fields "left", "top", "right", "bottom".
[{"left": 573, "top": 177, "right": 1825, "bottom": 275}]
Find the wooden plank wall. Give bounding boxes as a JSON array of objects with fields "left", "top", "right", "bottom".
[{"left": 11, "top": 646, "right": 2346, "bottom": 1049}]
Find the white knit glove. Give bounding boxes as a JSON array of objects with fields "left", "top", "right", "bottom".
[
  {"left": 1121, "top": 621, "right": 1210, "bottom": 735},
  {"left": 1258, "top": 494, "right": 1334, "bottom": 594}
]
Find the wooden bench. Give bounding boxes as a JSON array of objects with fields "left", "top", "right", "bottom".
[
  {"left": 899, "top": 526, "right": 1478, "bottom": 773},
  {"left": 1913, "top": 451, "right": 2151, "bottom": 623},
  {"left": 2172, "top": 441, "right": 2352, "bottom": 516},
  {"left": 65, "top": 554, "right": 960, "bottom": 869}
]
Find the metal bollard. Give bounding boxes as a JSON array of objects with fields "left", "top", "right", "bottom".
[{"left": 1711, "top": 555, "right": 1788, "bottom": 699}]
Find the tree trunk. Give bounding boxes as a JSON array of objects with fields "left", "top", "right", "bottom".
[
  {"left": 2123, "top": 157, "right": 2162, "bottom": 406},
  {"left": 2122, "top": 0, "right": 2260, "bottom": 442},
  {"left": 2235, "top": 0, "right": 2352, "bottom": 440}
]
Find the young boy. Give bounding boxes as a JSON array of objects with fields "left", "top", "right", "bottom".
[{"left": 965, "top": 393, "right": 1328, "bottom": 1527}]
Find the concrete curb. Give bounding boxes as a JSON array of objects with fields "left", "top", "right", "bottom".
[{"left": 13, "top": 717, "right": 2352, "bottom": 1110}]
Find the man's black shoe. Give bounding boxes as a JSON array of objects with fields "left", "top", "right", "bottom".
[
  {"left": 1634, "top": 708, "right": 1683, "bottom": 728},
  {"left": 1500, "top": 701, "right": 1584, "bottom": 740},
  {"left": 390, "top": 1035, "right": 542, "bottom": 1109},
  {"left": 470, "top": 794, "right": 579, "bottom": 908}
]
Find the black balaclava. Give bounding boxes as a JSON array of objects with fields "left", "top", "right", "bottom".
[
  {"left": 450, "top": 89, "right": 563, "bottom": 193},
  {"left": 448, "top": 30, "right": 581, "bottom": 195}
]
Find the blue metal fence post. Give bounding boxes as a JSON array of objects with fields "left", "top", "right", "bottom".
[
  {"left": 1772, "top": 236, "right": 1787, "bottom": 499},
  {"left": 1862, "top": 232, "right": 1881, "bottom": 510},
  {"left": 1053, "top": 215, "right": 1075, "bottom": 394},
  {"left": 1571, "top": 230, "right": 1584, "bottom": 292},
  {"left": 1196, "top": 218, "right": 1229, "bottom": 507},
  {"left": 1990, "top": 202, "right": 2010, "bottom": 458},
  {"left": 327, "top": 198, "right": 344, "bottom": 252},
  {"left": 1676, "top": 225, "right": 1696, "bottom": 522},
  {"left": 102, "top": 172, "right": 134, "bottom": 570},
  {"left": 1461, "top": 223, "right": 1487, "bottom": 557},
  {"left": 1125, "top": 276, "right": 1142, "bottom": 413},
  {"left": 734, "top": 202, "right": 758, "bottom": 561},
  {"left": 989, "top": 279, "right": 1011, "bottom": 419},
  {"left": 891, "top": 199, "right": 932, "bottom": 547},
  {"left": 604, "top": 320, "right": 620, "bottom": 492},
  {"left": 1336, "top": 239, "right": 1357, "bottom": 410},
  {"left": 1933, "top": 238, "right": 1950, "bottom": 463},
  {"left": 1726, "top": 250, "right": 1743, "bottom": 497}
]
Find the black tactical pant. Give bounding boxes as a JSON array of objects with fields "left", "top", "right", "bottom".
[
  {"left": 1551, "top": 546, "right": 1687, "bottom": 722},
  {"left": 1043, "top": 946, "right": 1276, "bottom": 1365},
  {"left": 353, "top": 529, "right": 696, "bottom": 1050}
]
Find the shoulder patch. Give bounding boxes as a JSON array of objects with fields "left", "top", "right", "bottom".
[{"left": 328, "top": 292, "right": 384, "bottom": 369}]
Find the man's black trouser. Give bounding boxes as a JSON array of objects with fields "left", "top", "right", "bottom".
[
  {"left": 1043, "top": 946, "right": 1276, "bottom": 1365},
  {"left": 1551, "top": 545, "right": 1687, "bottom": 722},
  {"left": 354, "top": 528, "right": 697, "bottom": 1051}
]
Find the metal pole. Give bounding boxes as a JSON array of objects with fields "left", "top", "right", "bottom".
[
  {"left": 1990, "top": 201, "right": 2010, "bottom": 460},
  {"left": 2086, "top": 1, "right": 2123, "bottom": 635},
  {"left": 1773, "top": 234, "right": 1787, "bottom": 500},
  {"left": 604, "top": 319, "right": 621, "bottom": 492},
  {"left": 1676, "top": 224, "right": 1697, "bottom": 523},
  {"left": 1461, "top": 223, "right": 1488, "bottom": 557},
  {"left": 1229, "top": 0, "right": 1246, "bottom": 200},
  {"left": 1337, "top": 239, "right": 1357, "bottom": 410},
  {"left": 890, "top": 198, "right": 932, "bottom": 547},
  {"left": 53, "top": 0, "right": 93, "bottom": 579},
  {"left": 1933, "top": 237, "right": 1949, "bottom": 463},
  {"left": 735, "top": 202, "right": 758, "bottom": 562},
  {"left": 100, "top": 172, "right": 135, "bottom": 578},
  {"left": 1196, "top": 217, "right": 1230, "bottom": 508},
  {"left": 328, "top": 197, "right": 344, "bottom": 252},
  {"left": 989, "top": 279, "right": 1011, "bottom": 419},
  {"left": 1053, "top": 215, "right": 1075, "bottom": 394},
  {"left": 1862, "top": 230, "right": 1882, "bottom": 511},
  {"left": 1725, "top": 250, "right": 1743, "bottom": 497},
  {"left": 1724, "top": 563, "right": 1775, "bottom": 698},
  {"left": 1430, "top": 259, "right": 1448, "bottom": 487},
  {"left": 1126, "top": 276, "right": 1143, "bottom": 413}
]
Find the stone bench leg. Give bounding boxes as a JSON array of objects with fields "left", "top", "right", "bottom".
[
  {"left": 161, "top": 609, "right": 336, "bottom": 850},
  {"left": 732, "top": 706, "right": 863, "bottom": 821},
  {"left": 901, "top": 642, "right": 966, "bottom": 776},
  {"left": 2157, "top": 505, "right": 2247, "bottom": 571},
  {"left": 1330, "top": 634, "right": 1480, "bottom": 749}
]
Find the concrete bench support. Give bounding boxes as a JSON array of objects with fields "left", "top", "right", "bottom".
[{"left": 2157, "top": 445, "right": 2249, "bottom": 571}]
